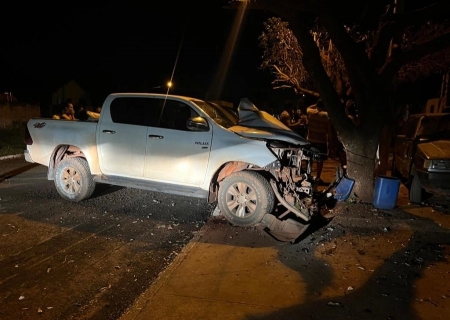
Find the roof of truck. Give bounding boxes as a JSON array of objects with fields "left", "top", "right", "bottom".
[{"left": 108, "top": 92, "right": 203, "bottom": 101}]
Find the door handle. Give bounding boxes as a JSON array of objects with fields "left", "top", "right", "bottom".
[
  {"left": 148, "top": 135, "right": 163, "bottom": 139},
  {"left": 102, "top": 130, "right": 116, "bottom": 134}
]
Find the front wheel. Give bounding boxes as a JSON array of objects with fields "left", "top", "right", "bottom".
[
  {"left": 218, "top": 171, "right": 275, "bottom": 227},
  {"left": 54, "top": 157, "right": 95, "bottom": 202}
]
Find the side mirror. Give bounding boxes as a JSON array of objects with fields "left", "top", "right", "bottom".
[{"left": 186, "top": 117, "right": 209, "bottom": 132}]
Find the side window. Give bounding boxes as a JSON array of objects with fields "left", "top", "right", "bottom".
[
  {"left": 159, "top": 100, "right": 198, "bottom": 131},
  {"left": 110, "top": 98, "right": 145, "bottom": 126},
  {"left": 145, "top": 99, "right": 163, "bottom": 127},
  {"left": 110, "top": 97, "right": 161, "bottom": 127}
]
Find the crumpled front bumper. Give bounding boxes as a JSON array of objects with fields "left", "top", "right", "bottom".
[{"left": 260, "top": 168, "right": 355, "bottom": 243}]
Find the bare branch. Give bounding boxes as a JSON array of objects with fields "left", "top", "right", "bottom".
[
  {"left": 318, "top": 10, "right": 375, "bottom": 93},
  {"left": 399, "top": 48, "right": 450, "bottom": 82},
  {"left": 380, "top": 31, "right": 450, "bottom": 80},
  {"left": 393, "top": 1, "right": 450, "bottom": 27}
]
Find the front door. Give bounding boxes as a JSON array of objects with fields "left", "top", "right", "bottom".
[{"left": 143, "top": 99, "right": 212, "bottom": 186}]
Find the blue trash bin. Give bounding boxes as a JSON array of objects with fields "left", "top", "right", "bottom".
[
  {"left": 373, "top": 176, "right": 401, "bottom": 210},
  {"left": 334, "top": 175, "right": 355, "bottom": 201}
]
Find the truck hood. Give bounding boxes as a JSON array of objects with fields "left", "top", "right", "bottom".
[
  {"left": 229, "top": 98, "right": 310, "bottom": 146},
  {"left": 417, "top": 140, "right": 450, "bottom": 159}
]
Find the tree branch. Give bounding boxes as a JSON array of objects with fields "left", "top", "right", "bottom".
[
  {"left": 288, "top": 12, "right": 349, "bottom": 133},
  {"left": 393, "top": 1, "right": 450, "bottom": 27},
  {"left": 268, "top": 64, "right": 319, "bottom": 97},
  {"left": 380, "top": 31, "right": 450, "bottom": 81},
  {"left": 317, "top": 9, "right": 376, "bottom": 94},
  {"left": 371, "top": 1, "right": 450, "bottom": 70}
]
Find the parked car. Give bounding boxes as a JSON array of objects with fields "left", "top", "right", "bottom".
[{"left": 392, "top": 112, "right": 450, "bottom": 203}]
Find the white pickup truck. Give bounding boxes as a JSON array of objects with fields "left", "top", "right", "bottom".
[{"left": 24, "top": 93, "right": 351, "bottom": 241}]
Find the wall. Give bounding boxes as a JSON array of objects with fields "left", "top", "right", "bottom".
[{"left": 0, "top": 102, "right": 40, "bottom": 129}]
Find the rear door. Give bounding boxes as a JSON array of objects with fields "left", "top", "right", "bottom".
[{"left": 98, "top": 97, "right": 161, "bottom": 178}]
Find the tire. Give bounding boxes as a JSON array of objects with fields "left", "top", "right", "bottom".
[
  {"left": 409, "top": 172, "right": 423, "bottom": 204},
  {"left": 218, "top": 171, "right": 275, "bottom": 227},
  {"left": 54, "top": 157, "right": 95, "bottom": 202}
]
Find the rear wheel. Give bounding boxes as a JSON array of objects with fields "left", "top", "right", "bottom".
[
  {"left": 218, "top": 171, "right": 275, "bottom": 227},
  {"left": 54, "top": 157, "right": 95, "bottom": 202}
]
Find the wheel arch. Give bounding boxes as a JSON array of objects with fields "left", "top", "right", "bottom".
[
  {"left": 207, "top": 161, "right": 275, "bottom": 203},
  {"left": 48, "top": 145, "right": 87, "bottom": 180},
  {"left": 217, "top": 170, "right": 275, "bottom": 227}
]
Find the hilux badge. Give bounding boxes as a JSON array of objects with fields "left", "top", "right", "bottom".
[{"left": 33, "top": 122, "right": 46, "bottom": 128}]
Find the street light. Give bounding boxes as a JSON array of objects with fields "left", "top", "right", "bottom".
[{"left": 150, "top": 81, "right": 173, "bottom": 90}]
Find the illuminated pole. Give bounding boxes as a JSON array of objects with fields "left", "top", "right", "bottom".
[{"left": 158, "top": 81, "right": 174, "bottom": 125}]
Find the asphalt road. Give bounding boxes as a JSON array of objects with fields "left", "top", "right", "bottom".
[{"left": 0, "top": 159, "right": 214, "bottom": 320}]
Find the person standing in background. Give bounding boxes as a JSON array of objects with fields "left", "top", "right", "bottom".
[
  {"left": 294, "top": 105, "right": 308, "bottom": 138},
  {"left": 280, "top": 100, "right": 304, "bottom": 132}
]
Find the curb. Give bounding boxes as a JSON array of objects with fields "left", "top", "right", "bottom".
[{"left": 0, "top": 154, "right": 24, "bottom": 161}]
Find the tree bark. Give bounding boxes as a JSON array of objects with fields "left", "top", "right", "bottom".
[{"left": 346, "top": 151, "right": 377, "bottom": 203}]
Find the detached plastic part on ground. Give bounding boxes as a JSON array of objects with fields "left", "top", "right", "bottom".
[{"left": 258, "top": 172, "right": 355, "bottom": 243}]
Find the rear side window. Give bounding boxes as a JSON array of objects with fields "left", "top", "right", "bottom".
[{"left": 110, "top": 97, "right": 162, "bottom": 127}]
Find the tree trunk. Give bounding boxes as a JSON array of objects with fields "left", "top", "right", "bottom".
[
  {"left": 343, "top": 131, "right": 380, "bottom": 204},
  {"left": 345, "top": 152, "right": 377, "bottom": 203}
]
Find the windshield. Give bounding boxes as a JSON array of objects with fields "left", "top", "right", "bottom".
[
  {"left": 418, "top": 114, "right": 450, "bottom": 136},
  {"left": 191, "top": 100, "right": 239, "bottom": 128}
]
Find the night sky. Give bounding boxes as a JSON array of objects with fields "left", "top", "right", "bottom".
[
  {"left": 0, "top": 2, "right": 287, "bottom": 108},
  {"left": 0, "top": 1, "right": 444, "bottom": 111}
]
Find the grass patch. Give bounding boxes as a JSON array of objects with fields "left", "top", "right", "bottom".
[{"left": 0, "top": 125, "right": 26, "bottom": 157}]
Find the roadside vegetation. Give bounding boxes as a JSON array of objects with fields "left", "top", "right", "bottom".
[{"left": 0, "top": 125, "right": 26, "bottom": 157}]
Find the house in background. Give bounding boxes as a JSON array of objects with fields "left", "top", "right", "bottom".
[
  {"left": 0, "top": 92, "right": 18, "bottom": 102},
  {"left": 51, "top": 80, "right": 92, "bottom": 113}
]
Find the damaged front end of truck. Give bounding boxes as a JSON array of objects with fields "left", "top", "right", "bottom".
[{"left": 233, "top": 98, "right": 355, "bottom": 242}]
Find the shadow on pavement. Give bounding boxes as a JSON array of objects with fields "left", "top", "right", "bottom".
[{"left": 0, "top": 163, "right": 39, "bottom": 183}]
